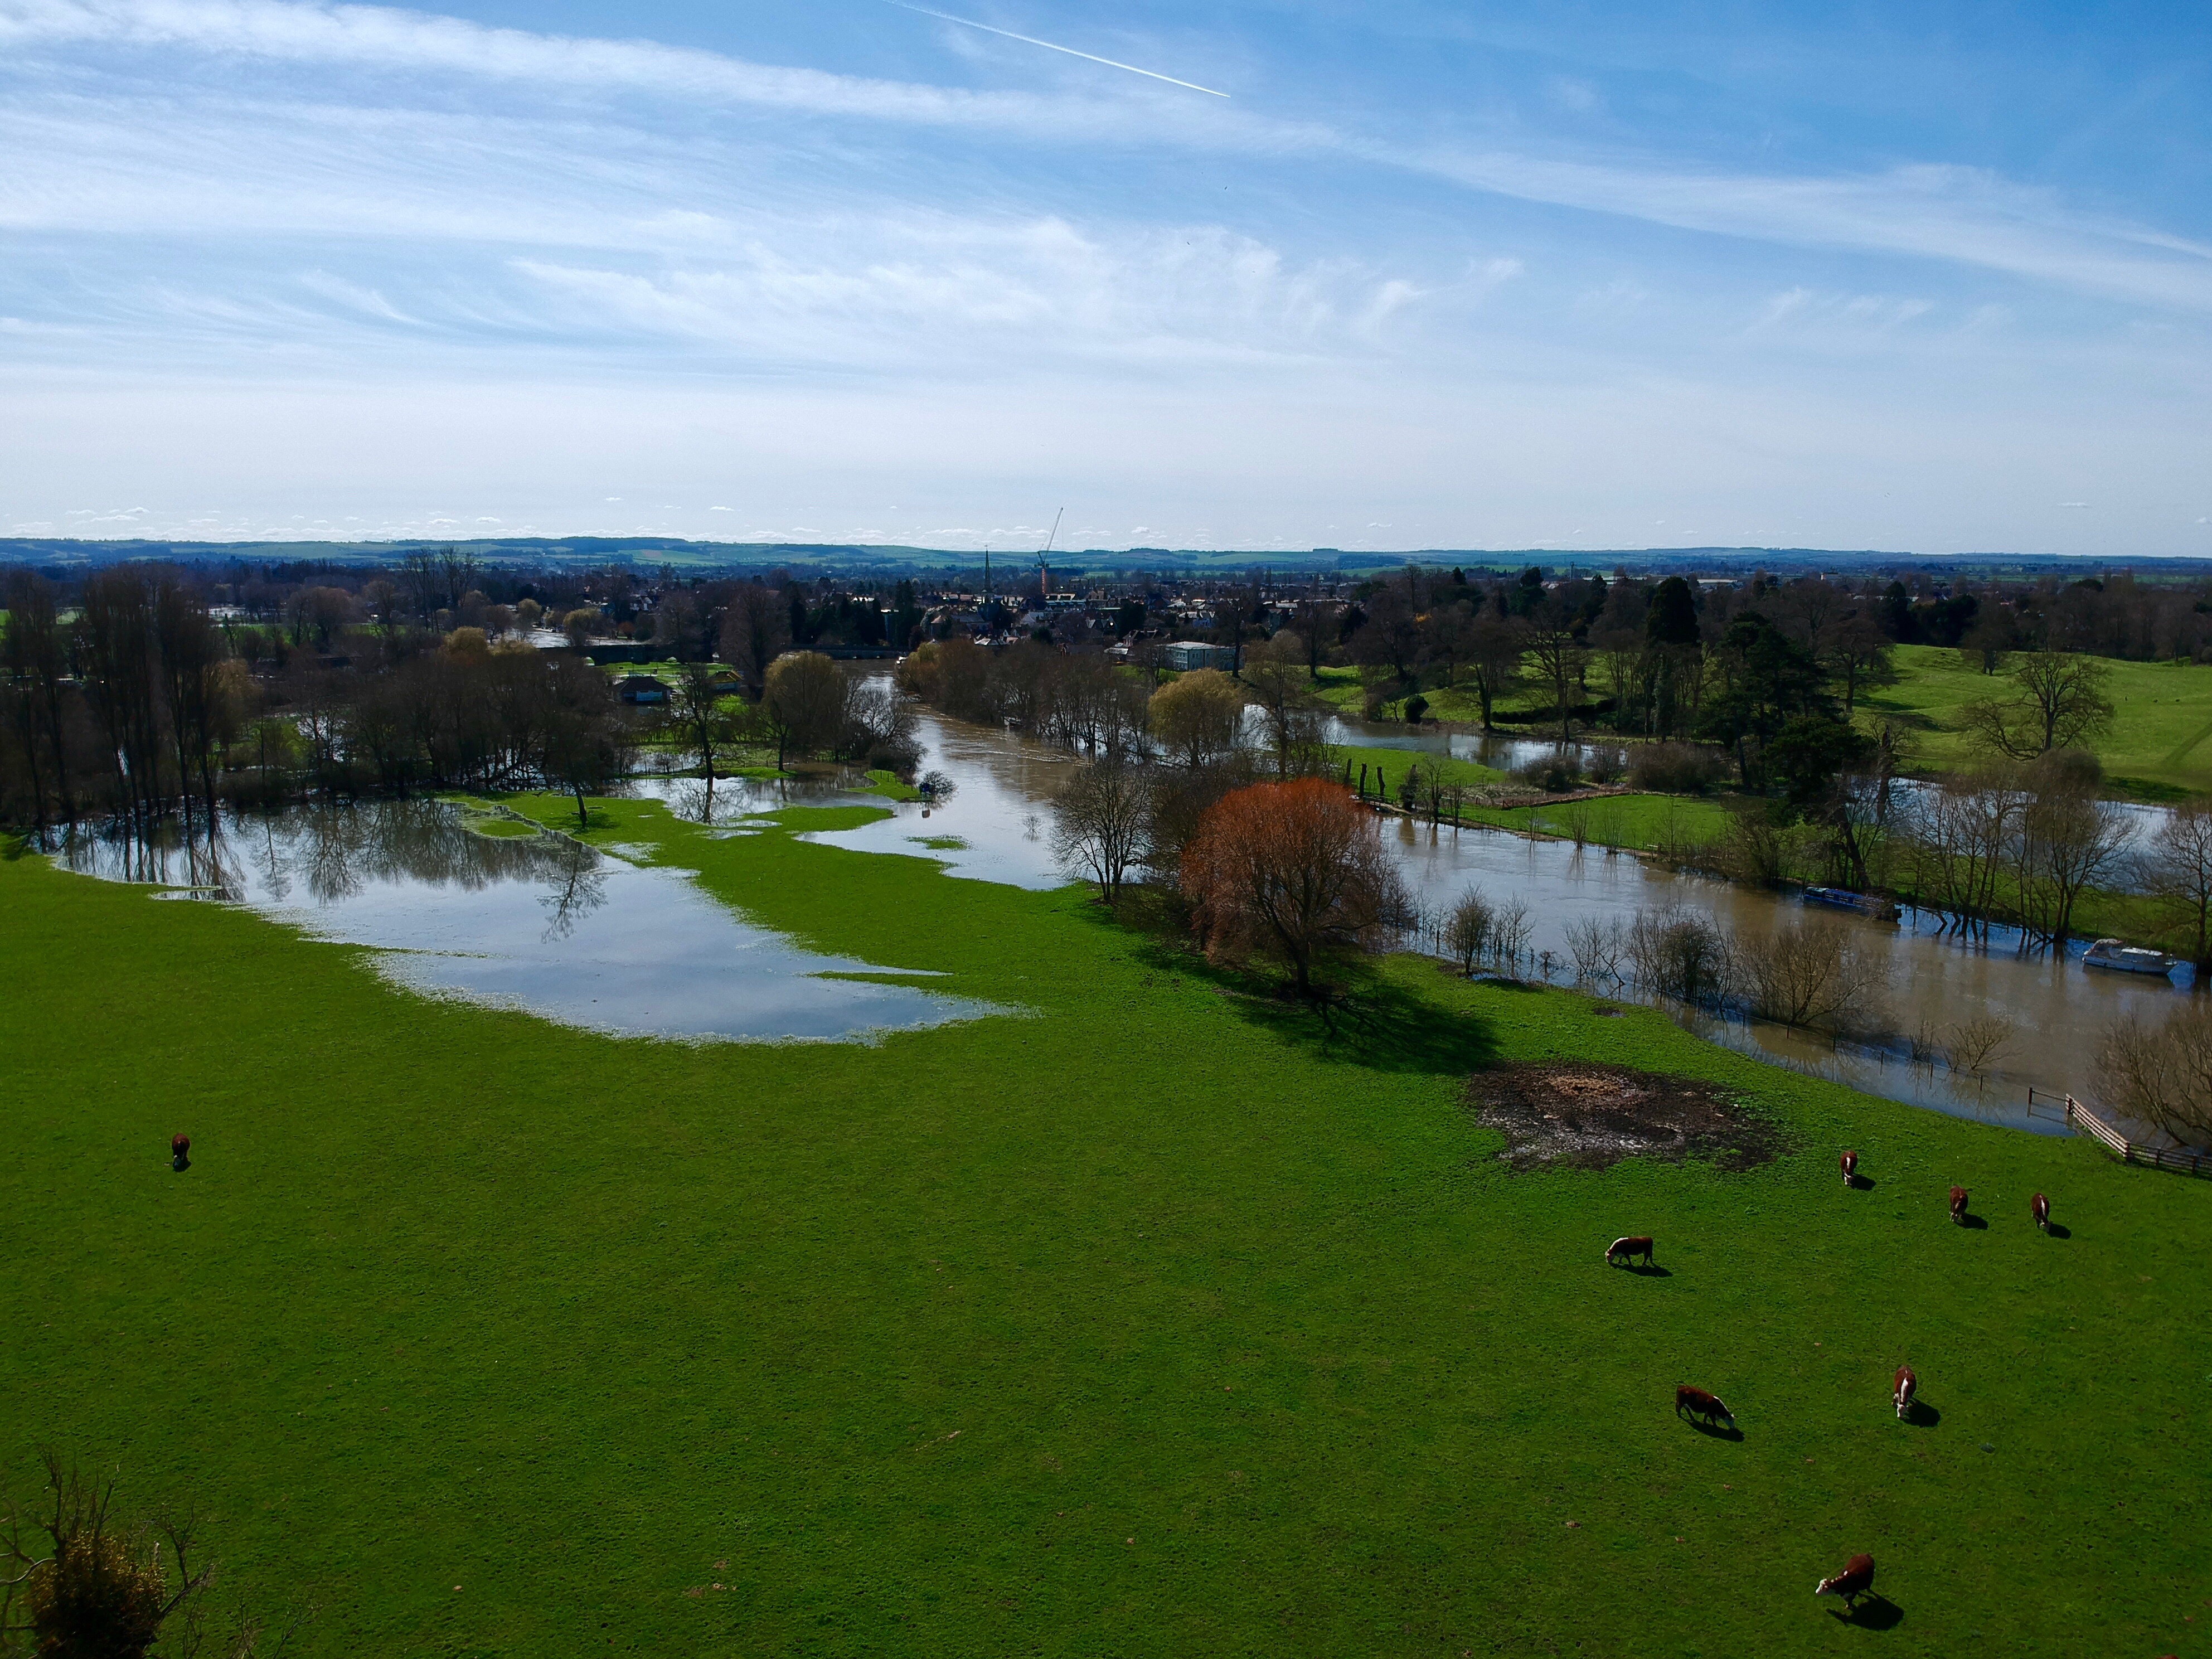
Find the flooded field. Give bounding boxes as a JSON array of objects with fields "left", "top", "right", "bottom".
[
  {"left": 854, "top": 705, "right": 2190, "bottom": 1135},
  {"left": 50, "top": 799, "right": 1003, "bottom": 1044}
]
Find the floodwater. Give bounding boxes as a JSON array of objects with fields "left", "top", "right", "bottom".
[
  {"left": 49, "top": 801, "right": 1002, "bottom": 1044},
  {"left": 826, "top": 699, "right": 2185, "bottom": 1135},
  {"left": 797, "top": 720, "right": 1080, "bottom": 890}
]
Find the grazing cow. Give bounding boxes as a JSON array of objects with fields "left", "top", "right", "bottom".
[
  {"left": 1675, "top": 1385, "right": 1734, "bottom": 1429},
  {"left": 170, "top": 1133, "right": 190, "bottom": 1172},
  {"left": 1893, "top": 1365, "right": 1916, "bottom": 1420},
  {"left": 1840, "top": 1149, "right": 1857, "bottom": 1186},
  {"left": 1949, "top": 1185, "right": 1968, "bottom": 1225},
  {"left": 1815, "top": 1553, "right": 1875, "bottom": 1611},
  {"left": 2032, "top": 1192, "right": 2051, "bottom": 1232},
  {"left": 1605, "top": 1235, "right": 1655, "bottom": 1268}
]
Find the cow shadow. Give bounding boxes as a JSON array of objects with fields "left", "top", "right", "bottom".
[
  {"left": 1621, "top": 1263, "right": 1673, "bottom": 1278},
  {"left": 1847, "top": 1173, "right": 1875, "bottom": 1191},
  {"left": 2043, "top": 1223, "right": 2072, "bottom": 1240},
  {"left": 1831, "top": 1595, "right": 1903, "bottom": 1630},
  {"left": 1901, "top": 1399, "right": 1941, "bottom": 1428},
  {"left": 1956, "top": 1212, "right": 1988, "bottom": 1230},
  {"left": 1684, "top": 1417, "right": 1743, "bottom": 1442}
]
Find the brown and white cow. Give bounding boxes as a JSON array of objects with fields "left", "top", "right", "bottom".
[
  {"left": 1839, "top": 1149, "right": 1857, "bottom": 1186},
  {"left": 1675, "top": 1385, "right": 1733, "bottom": 1429},
  {"left": 1893, "top": 1365, "right": 1916, "bottom": 1420},
  {"left": 2032, "top": 1192, "right": 2051, "bottom": 1232},
  {"left": 1815, "top": 1553, "right": 1875, "bottom": 1609},
  {"left": 1949, "top": 1185, "right": 1968, "bottom": 1225},
  {"left": 1605, "top": 1235, "right": 1655, "bottom": 1268}
]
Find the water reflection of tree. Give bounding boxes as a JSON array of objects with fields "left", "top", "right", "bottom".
[{"left": 538, "top": 834, "right": 608, "bottom": 942}]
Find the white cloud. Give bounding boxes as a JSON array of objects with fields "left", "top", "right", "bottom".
[{"left": 3, "top": 0, "right": 2209, "bottom": 318}]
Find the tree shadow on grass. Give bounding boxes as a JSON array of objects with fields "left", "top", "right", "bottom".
[
  {"left": 1100, "top": 916, "right": 1498, "bottom": 1076},
  {"left": 1215, "top": 957, "right": 1500, "bottom": 1075},
  {"left": 1831, "top": 1595, "right": 1903, "bottom": 1631}
]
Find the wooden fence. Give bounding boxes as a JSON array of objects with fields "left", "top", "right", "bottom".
[{"left": 2062, "top": 1095, "right": 2212, "bottom": 1178}]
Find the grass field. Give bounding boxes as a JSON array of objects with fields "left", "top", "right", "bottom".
[
  {"left": 3, "top": 802, "right": 2209, "bottom": 1656},
  {"left": 1860, "top": 645, "right": 2212, "bottom": 798},
  {"left": 1459, "top": 793, "right": 1736, "bottom": 851}
]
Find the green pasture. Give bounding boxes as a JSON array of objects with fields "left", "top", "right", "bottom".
[
  {"left": 1862, "top": 645, "right": 2212, "bottom": 798},
  {"left": 1332, "top": 743, "right": 1510, "bottom": 795},
  {"left": 1458, "top": 792, "right": 1735, "bottom": 852},
  {"left": 2, "top": 802, "right": 2208, "bottom": 1656}
]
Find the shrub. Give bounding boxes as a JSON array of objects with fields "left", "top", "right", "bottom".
[
  {"left": 1627, "top": 742, "right": 1728, "bottom": 794},
  {"left": 1403, "top": 694, "right": 1429, "bottom": 725},
  {"left": 1512, "top": 751, "right": 1584, "bottom": 793}
]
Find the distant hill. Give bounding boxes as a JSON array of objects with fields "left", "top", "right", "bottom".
[{"left": 0, "top": 536, "right": 2201, "bottom": 580}]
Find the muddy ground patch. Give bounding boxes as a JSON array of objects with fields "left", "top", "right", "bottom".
[{"left": 1463, "top": 1061, "right": 1784, "bottom": 1172}]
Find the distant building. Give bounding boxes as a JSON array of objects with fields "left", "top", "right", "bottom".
[
  {"left": 614, "top": 675, "right": 668, "bottom": 704},
  {"left": 1158, "top": 641, "right": 1238, "bottom": 672}
]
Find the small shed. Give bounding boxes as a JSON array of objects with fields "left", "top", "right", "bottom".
[{"left": 615, "top": 675, "right": 668, "bottom": 705}]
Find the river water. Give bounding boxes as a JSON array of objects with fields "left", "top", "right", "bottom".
[{"left": 839, "top": 705, "right": 2191, "bottom": 1137}]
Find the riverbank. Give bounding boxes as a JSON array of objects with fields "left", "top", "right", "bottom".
[{"left": 4, "top": 793, "right": 2206, "bottom": 1656}]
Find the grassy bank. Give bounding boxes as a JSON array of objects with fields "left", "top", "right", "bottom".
[
  {"left": 2, "top": 802, "right": 2208, "bottom": 1656},
  {"left": 1863, "top": 644, "right": 2212, "bottom": 798}
]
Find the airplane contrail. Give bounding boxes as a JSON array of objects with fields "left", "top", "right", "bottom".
[{"left": 883, "top": 1, "right": 1230, "bottom": 97}]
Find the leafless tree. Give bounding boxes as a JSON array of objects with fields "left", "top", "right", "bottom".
[
  {"left": 1564, "top": 915, "right": 1626, "bottom": 983},
  {"left": 667, "top": 663, "right": 740, "bottom": 781},
  {"left": 1733, "top": 916, "right": 1888, "bottom": 1030},
  {"left": 1960, "top": 649, "right": 2114, "bottom": 759},
  {"left": 1050, "top": 759, "right": 1153, "bottom": 903},
  {"left": 1945, "top": 1014, "right": 2014, "bottom": 1075},
  {"left": 1442, "top": 887, "right": 1493, "bottom": 976},
  {"left": 2099, "top": 1002, "right": 2212, "bottom": 1143},
  {"left": 2142, "top": 801, "right": 2212, "bottom": 971}
]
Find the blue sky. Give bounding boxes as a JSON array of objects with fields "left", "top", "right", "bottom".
[{"left": 3, "top": 0, "right": 2209, "bottom": 553}]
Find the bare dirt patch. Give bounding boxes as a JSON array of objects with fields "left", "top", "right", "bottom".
[{"left": 1463, "top": 1061, "right": 1783, "bottom": 1173}]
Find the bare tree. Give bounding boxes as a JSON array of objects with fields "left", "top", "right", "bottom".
[
  {"left": 667, "top": 663, "right": 739, "bottom": 780},
  {"left": 539, "top": 656, "right": 633, "bottom": 824},
  {"left": 761, "top": 651, "right": 846, "bottom": 768},
  {"left": 2099, "top": 1002, "right": 2212, "bottom": 1143},
  {"left": 1521, "top": 595, "right": 1585, "bottom": 741},
  {"left": 1733, "top": 916, "right": 1888, "bottom": 1030},
  {"left": 2015, "top": 763, "right": 2129, "bottom": 948},
  {"left": 1241, "top": 635, "right": 1328, "bottom": 778},
  {"left": 1960, "top": 649, "right": 2114, "bottom": 759},
  {"left": 1442, "top": 887, "right": 1494, "bottom": 976},
  {"left": 2142, "top": 801, "right": 2212, "bottom": 971},
  {"left": 1050, "top": 759, "right": 1152, "bottom": 903}
]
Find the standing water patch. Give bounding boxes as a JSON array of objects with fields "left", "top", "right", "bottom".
[{"left": 50, "top": 802, "right": 1007, "bottom": 1044}]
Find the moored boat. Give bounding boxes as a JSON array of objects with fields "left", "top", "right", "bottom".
[
  {"left": 2082, "top": 938, "right": 2180, "bottom": 976},
  {"left": 1801, "top": 886, "right": 1898, "bottom": 921}
]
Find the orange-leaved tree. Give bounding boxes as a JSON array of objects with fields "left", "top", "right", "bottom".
[{"left": 1180, "top": 778, "right": 1410, "bottom": 996}]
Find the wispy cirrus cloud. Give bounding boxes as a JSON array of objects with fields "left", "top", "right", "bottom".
[{"left": 4, "top": 0, "right": 2210, "bottom": 318}]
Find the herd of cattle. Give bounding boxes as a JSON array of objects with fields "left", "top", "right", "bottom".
[{"left": 1602, "top": 1147, "right": 2062, "bottom": 1619}]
